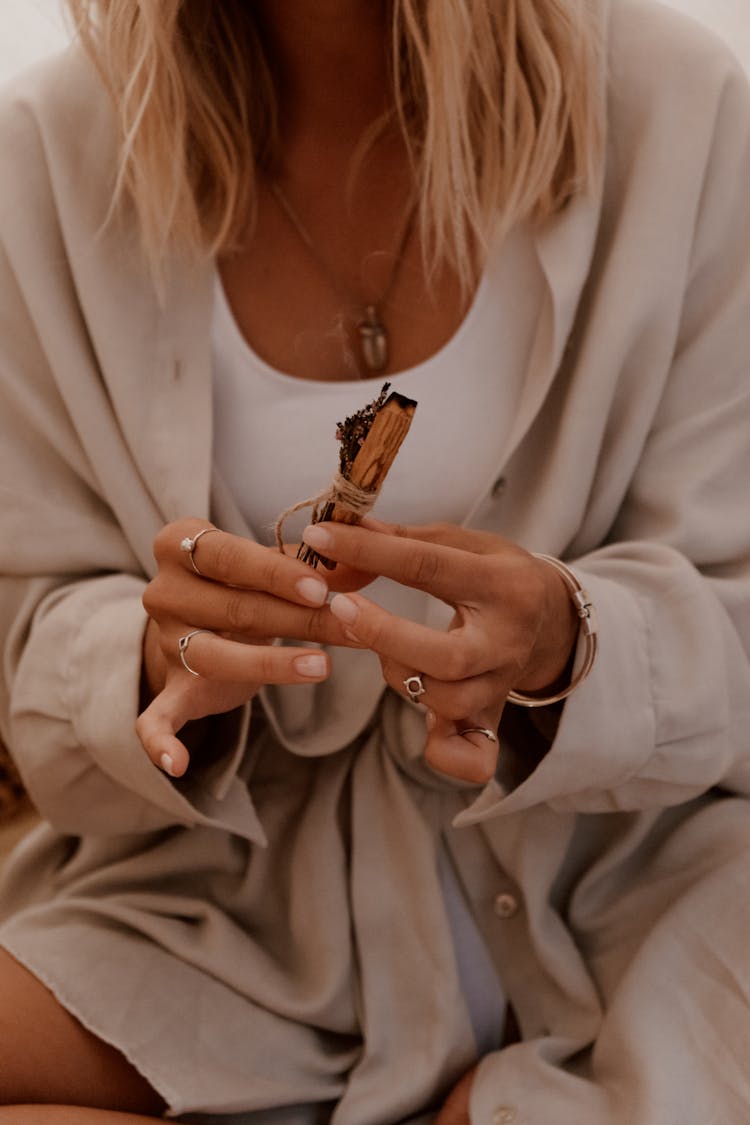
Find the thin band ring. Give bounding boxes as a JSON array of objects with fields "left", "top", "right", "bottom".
[
  {"left": 403, "top": 673, "right": 427, "bottom": 703},
  {"left": 179, "top": 527, "right": 219, "bottom": 578},
  {"left": 458, "top": 727, "right": 498, "bottom": 744},
  {"left": 178, "top": 629, "right": 213, "bottom": 677}
]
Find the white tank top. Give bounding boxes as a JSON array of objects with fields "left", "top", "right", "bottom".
[
  {"left": 211, "top": 225, "right": 543, "bottom": 1055},
  {"left": 212, "top": 226, "right": 539, "bottom": 552}
]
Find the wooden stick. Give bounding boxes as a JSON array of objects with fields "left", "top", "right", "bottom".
[
  {"left": 299, "top": 391, "right": 417, "bottom": 568},
  {"left": 331, "top": 391, "right": 416, "bottom": 521}
]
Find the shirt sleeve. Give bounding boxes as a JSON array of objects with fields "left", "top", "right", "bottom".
[
  {"left": 0, "top": 89, "right": 263, "bottom": 845},
  {"left": 456, "top": 35, "right": 750, "bottom": 829}
]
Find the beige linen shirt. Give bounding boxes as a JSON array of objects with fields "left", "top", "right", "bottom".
[{"left": 1, "top": 2, "right": 750, "bottom": 1122}]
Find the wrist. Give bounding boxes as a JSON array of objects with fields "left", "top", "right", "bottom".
[{"left": 508, "top": 554, "right": 598, "bottom": 708}]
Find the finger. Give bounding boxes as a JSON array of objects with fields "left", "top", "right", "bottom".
[
  {"left": 154, "top": 521, "right": 330, "bottom": 606},
  {"left": 145, "top": 571, "right": 355, "bottom": 647},
  {"left": 137, "top": 674, "right": 264, "bottom": 777},
  {"left": 381, "top": 657, "right": 506, "bottom": 722},
  {"left": 301, "top": 521, "right": 492, "bottom": 604},
  {"left": 362, "top": 516, "right": 517, "bottom": 558},
  {"left": 136, "top": 680, "right": 198, "bottom": 777},
  {"left": 169, "top": 630, "right": 331, "bottom": 685},
  {"left": 433, "top": 1065, "right": 477, "bottom": 1125},
  {"left": 136, "top": 714, "right": 191, "bottom": 778},
  {"left": 424, "top": 711, "right": 501, "bottom": 786},
  {"left": 329, "top": 592, "right": 490, "bottom": 680}
]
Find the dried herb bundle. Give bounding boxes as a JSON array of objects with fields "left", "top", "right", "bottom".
[
  {"left": 296, "top": 381, "right": 417, "bottom": 569},
  {"left": 335, "top": 382, "right": 392, "bottom": 475}
]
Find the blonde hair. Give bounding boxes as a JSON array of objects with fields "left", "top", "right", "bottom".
[{"left": 65, "top": 0, "right": 605, "bottom": 286}]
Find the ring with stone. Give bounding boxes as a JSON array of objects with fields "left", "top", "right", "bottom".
[
  {"left": 179, "top": 527, "right": 219, "bottom": 577},
  {"left": 403, "top": 673, "right": 427, "bottom": 703}
]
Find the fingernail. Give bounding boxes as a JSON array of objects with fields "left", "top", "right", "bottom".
[
  {"left": 425, "top": 709, "right": 436, "bottom": 731},
  {"left": 160, "top": 752, "right": 175, "bottom": 776},
  {"left": 329, "top": 594, "right": 358, "bottom": 624},
  {"left": 302, "top": 524, "right": 332, "bottom": 550},
  {"left": 295, "top": 575, "right": 328, "bottom": 606},
  {"left": 294, "top": 653, "right": 328, "bottom": 678}
]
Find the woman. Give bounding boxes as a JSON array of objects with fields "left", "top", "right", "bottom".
[{"left": 1, "top": 0, "right": 750, "bottom": 1122}]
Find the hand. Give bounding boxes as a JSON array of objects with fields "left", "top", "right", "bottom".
[
  {"left": 136, "top": 518, "right": 354, "bottom": 777},
  {"left": 434, "top": 1064, "right": 478, "bottom": 1125},
  {"left": 300, "top": 519, "right": 579, "bottom": 784}
]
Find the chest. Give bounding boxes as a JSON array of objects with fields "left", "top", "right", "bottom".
[{"left": 218, "top": 182, "right": 472, "bottom": 382}]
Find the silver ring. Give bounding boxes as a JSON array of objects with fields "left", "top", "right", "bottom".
[
  {"left": 178, "top": 629, "right": 213, "bottom": 677},
  {"left": 403, "top": 674, "right": 426, "bottom": 703},
  {"left": 179, "top": 527, "right": 219, "bottom": 577},
  {"left": 458, "top": 727, "right": 498, "bottom": 743}
]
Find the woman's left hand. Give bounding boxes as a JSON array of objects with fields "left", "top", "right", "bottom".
[
  {"left": 301, "top": 519, "right": 579, "bottom": 784},
  {"left": 434, "top": 1064, "right": 478, "bottom": 1125}
]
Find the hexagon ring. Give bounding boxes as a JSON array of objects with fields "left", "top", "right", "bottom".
[{"left": 403, "top": 673, "right": 427, "bottom": 704}]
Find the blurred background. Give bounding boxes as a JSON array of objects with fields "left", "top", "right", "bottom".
[{"left": 0, "top": 0, "right": 749, "bottom": 83}]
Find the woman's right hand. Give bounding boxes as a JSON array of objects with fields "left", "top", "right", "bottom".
[{"left": 135, "top": 518, "right": 351, "bottom": 778}]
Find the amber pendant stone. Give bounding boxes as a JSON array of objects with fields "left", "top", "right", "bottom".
[{"left": 358, "top": 305, "right": 389, "bottom": 372}]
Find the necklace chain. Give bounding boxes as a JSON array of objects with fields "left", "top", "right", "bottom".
[{"left": 270, "top": 180, "right": 417, "bottom": 375}]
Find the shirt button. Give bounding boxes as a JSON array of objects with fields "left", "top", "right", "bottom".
[
  {"left": 491, "top": 475, "right": 507, "bottom": 498},
  {"left": 492, "top": 1107, "right": 517, "bottom": 1124},
  {"left": 493, "top": 892, "right": 519, "bottom": 919}
]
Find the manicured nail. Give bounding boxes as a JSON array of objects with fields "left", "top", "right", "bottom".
[
  {"left": 302, "top": 524, "right": 332, "bottom": 550},
  {"left": 160, "top": 752, "right": 175, "bottom": 776},
  {"left": 294, "top": 653, "right": 328, "bottom": 678},
  {"left": 329, "top": 594, "right": 358, "bottom": 624},
  {"left": 425, "top": 709, "right": 436, "bottom": 731},
  {"left": 295, "top": 575, "right": 328, "bottom": 606}
]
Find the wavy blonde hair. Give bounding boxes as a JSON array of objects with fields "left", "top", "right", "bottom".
[{"left": 65, "top": 0, "right": 605, "bottom": 285}]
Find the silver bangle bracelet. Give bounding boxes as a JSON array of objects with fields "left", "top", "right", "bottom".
[{"left": 506, "top": 553, "right": 598, "bottom": 709}]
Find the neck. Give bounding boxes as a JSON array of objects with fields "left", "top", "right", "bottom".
[{"left": 255, "top": 1, "right": 393, "bottom": 146}]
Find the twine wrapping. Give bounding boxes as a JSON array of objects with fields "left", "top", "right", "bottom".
[{"left": 274, "top": 470, "right": 378, "bottom": 556}]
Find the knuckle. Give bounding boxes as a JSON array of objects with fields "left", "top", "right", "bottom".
[
  {"left": 440, "top": 687, "right": 482, "bottom": 722},
  {"left": 153, "top": 521, "right": 180, "bottom": 564},
  {"left": 257, "top": 648, "right": 284, "bottom": 683},
  {"left": 443, "top": 639, "right": 480, "bottom": 681},
  {"left": 301, "top": 606, "right": 328, "bottom": 643},
  {"left": 360, "top": 611, "right": 388, "bottom": 649},
  {"left": 251, "top": 546, "right": 283, "bottom": 591},
  {"left": 142, "top": 572, "right": 180, "bottom": 621},
  {"left": 435, "top": 696, "right": 466, "bottom": 722},
  {"left": 223, "top": 591, "right": 251, "bottom": 632},
  {"left": 407, "top": 547, "right": 442, "bottom": 590},
  {"left": 211, "top": 538, "right": 241, "bottom": 583},
  {"left": 141, "top": 581, "right": 160, "bottom": 618},
  {"left": 484, "top": 559, "right": 507, "bottom": 601}
]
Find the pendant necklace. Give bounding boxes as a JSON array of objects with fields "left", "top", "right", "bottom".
[{"left": 270, "top": 181, "right": 417, "bottom": 376}]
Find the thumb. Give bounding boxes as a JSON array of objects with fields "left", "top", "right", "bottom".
[
  {"left": 424, "top": 711, "right": 500, "bottom": 787},
  {"left": 135, "top": 678, "right": 199, "bottom": 778}
]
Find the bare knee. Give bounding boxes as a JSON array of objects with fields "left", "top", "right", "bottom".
[{"left": 0, "top": 948, "right": 165, "bottom": 1115}]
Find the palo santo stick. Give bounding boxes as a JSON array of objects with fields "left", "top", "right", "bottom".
[
  {"left": 331, "top": 391, "right": 417, "bottom": 522},
  {"left": 297, "top": 389, "right": 417, "bottom": 569}
]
